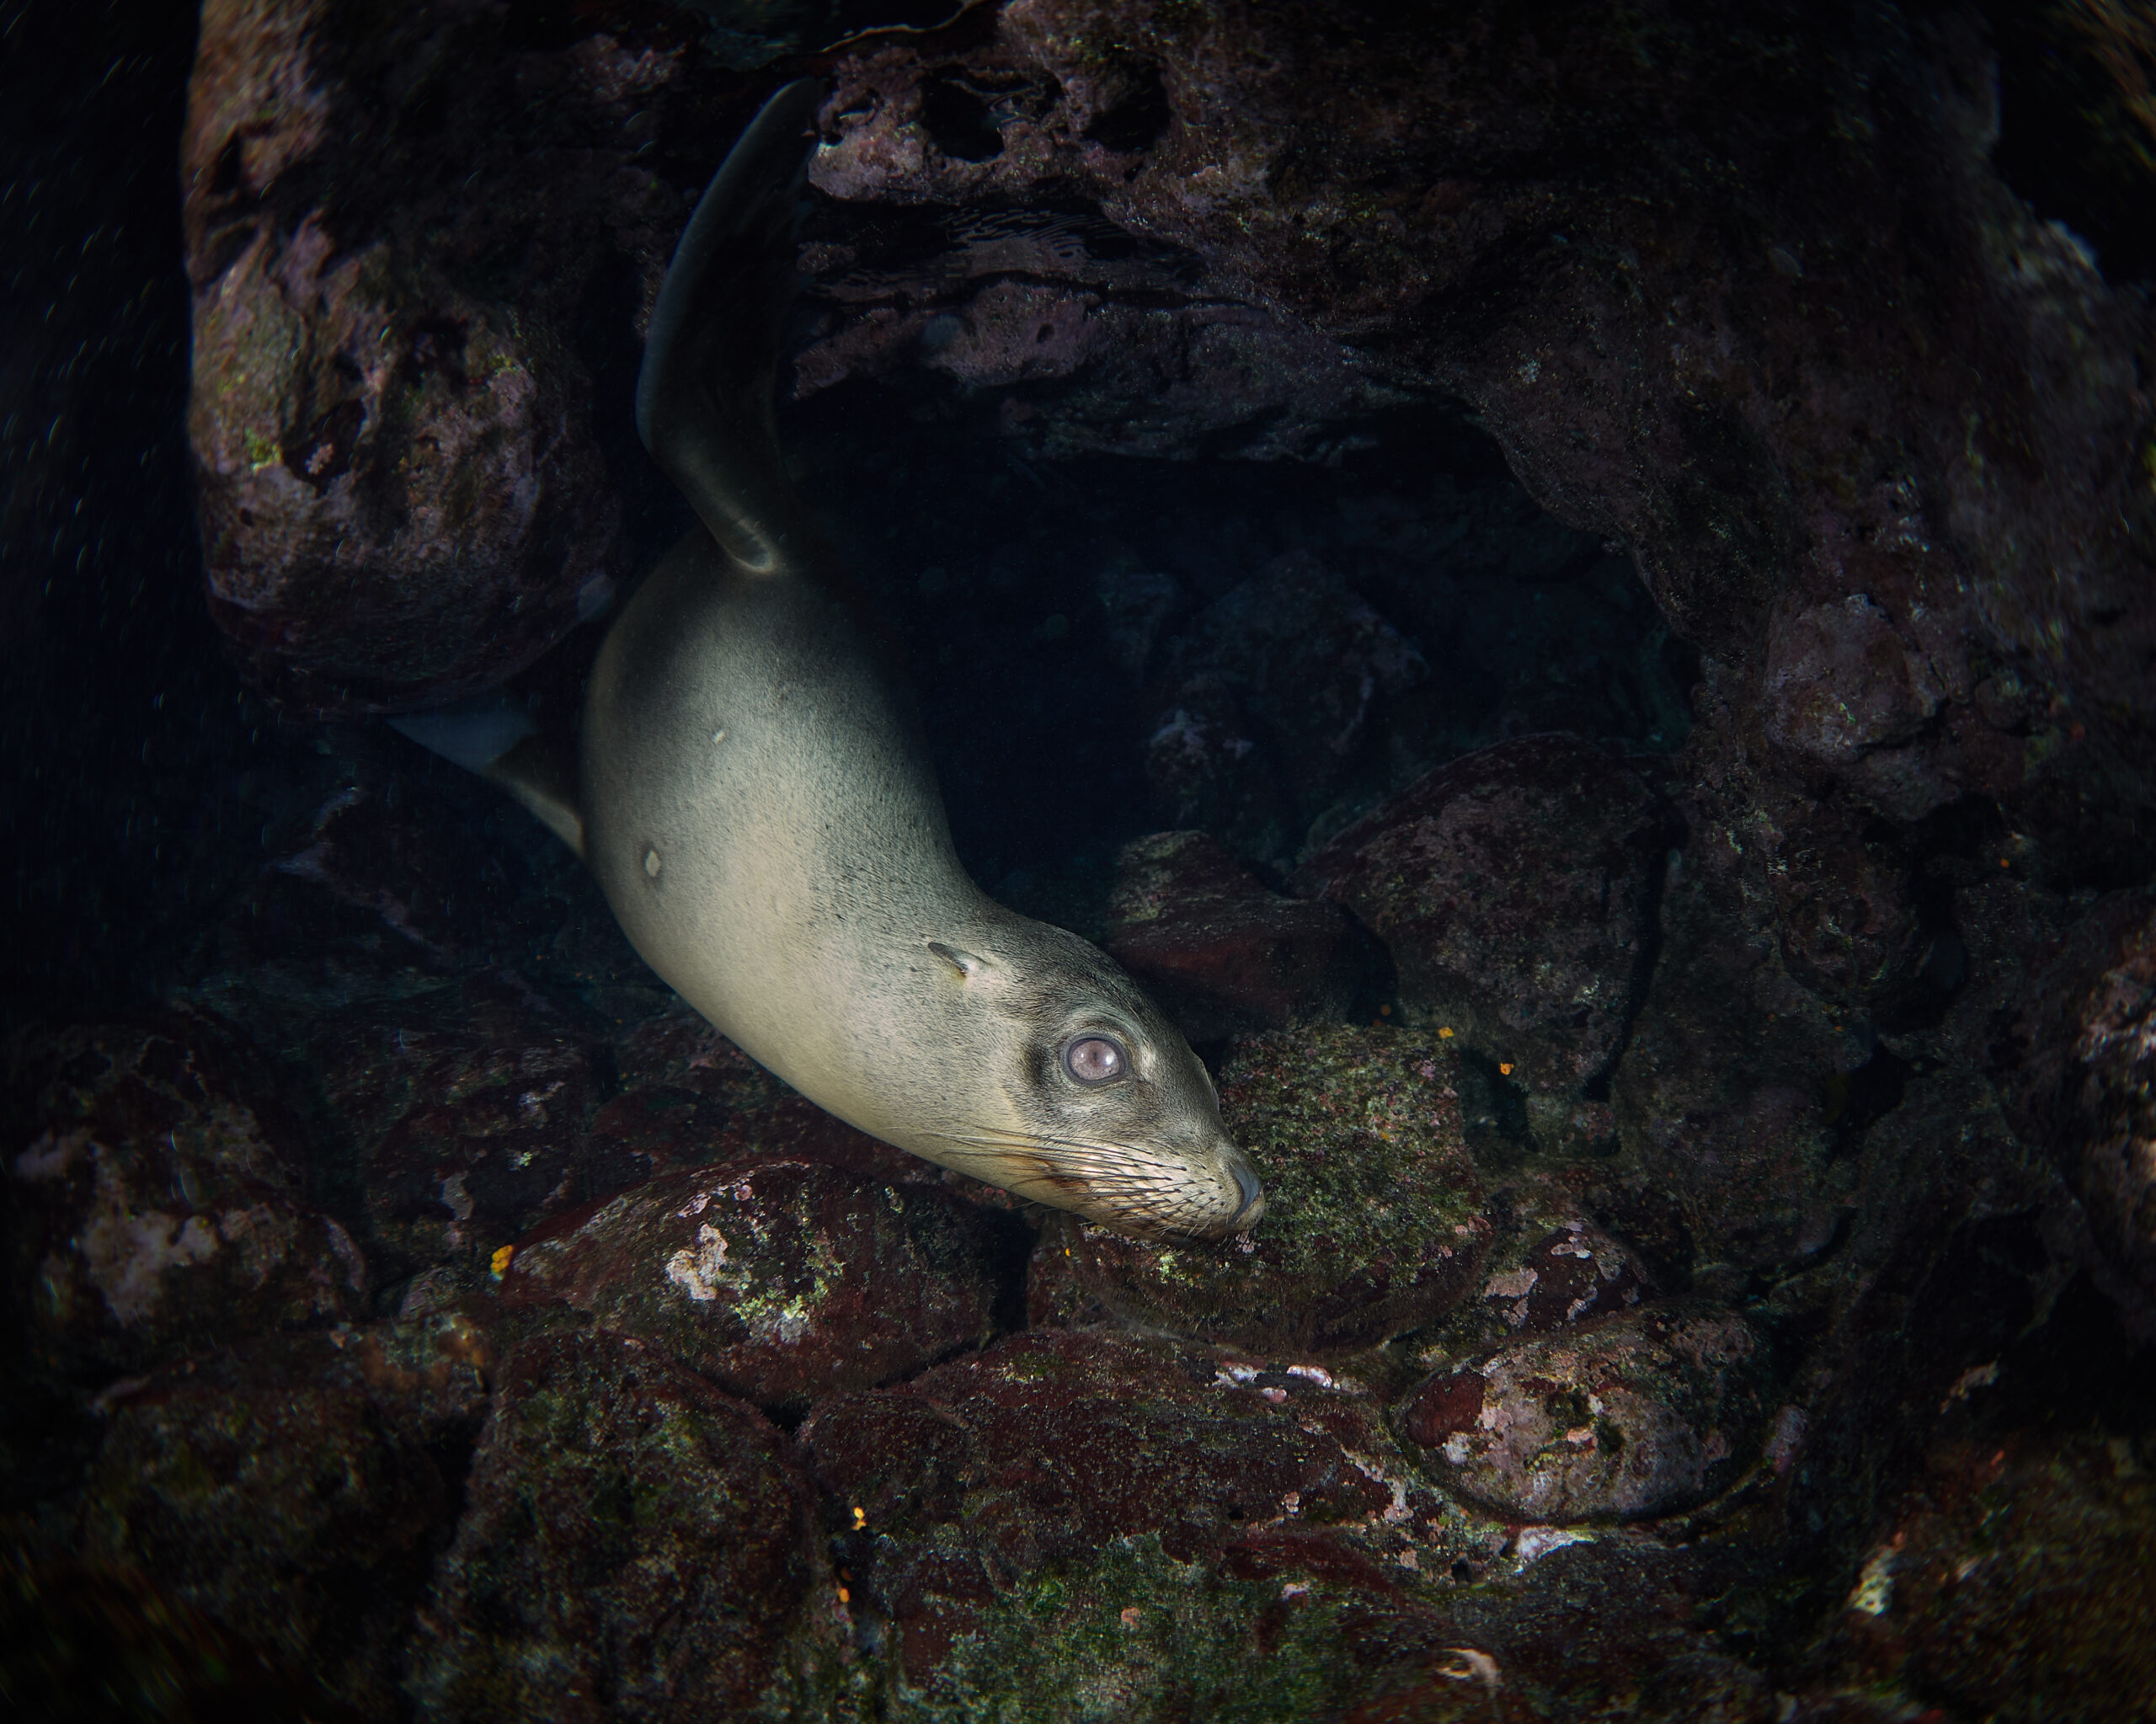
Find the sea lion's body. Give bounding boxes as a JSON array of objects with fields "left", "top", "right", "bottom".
[{"left": 403, "top": 82, "right": 1262, "bottom": 1239}]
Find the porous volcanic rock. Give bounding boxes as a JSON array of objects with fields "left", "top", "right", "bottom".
[
  {"left": 1993, "top": 890, "right": 2156, "bottom": 1327},
  {"left": 808, "top": 0, "right": 2156, "bottom": 814},
  {"left": 499, "top": 1158, "right": 1009, "bottom": 1414},
  {"left": 1029, "top": 1025, "right": 1488, "bottom": 1353},
  {"left": 1295, "top": 734, "right": 1681, "bottom": 1123},
  {"left": 80, "top": 1316, "right": 488, "bottom": 1721},
  {"left": 404, "top": 1327, "right": 821, "bottom": 1722},
  {"left": 3, "top": 1019, "right": 365, "bottom": 1376},
  {"left": 1399, "top": 1302, "right": 1774, "bottom": 1524},
  {"left": 1101, "top": 829, "right": 1385, "bottom": 1042},
  {"left": 177, "top": 0, "right": 754, "bottom": 712}
]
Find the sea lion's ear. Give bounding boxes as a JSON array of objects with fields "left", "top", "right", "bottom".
[{"left": 926, "top": 941, "right": 992, "bottom": 981}]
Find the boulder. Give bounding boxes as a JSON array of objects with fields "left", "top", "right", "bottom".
[{"left": 1030, "top": 1025, "right": 1489, "bottom": 1353}]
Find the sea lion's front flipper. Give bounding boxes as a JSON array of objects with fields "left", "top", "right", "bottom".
[
  {"left": 389, "top": 698, "right": 586, "bottom": 859},
  {"left": 636, "top": 78, "right": 824, "bottom": 575}
]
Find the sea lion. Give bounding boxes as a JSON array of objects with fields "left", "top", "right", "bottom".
[{"left": 394, "top": 82, "right": 1262, "bottom": 1241}]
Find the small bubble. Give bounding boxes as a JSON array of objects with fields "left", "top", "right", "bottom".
[{"left": 644, "top": 848, "right": 662, "bottom": 878}]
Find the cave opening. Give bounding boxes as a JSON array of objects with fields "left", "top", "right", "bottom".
[{"left": 782, "top": 387, "right": 1698, "bottom": 912}]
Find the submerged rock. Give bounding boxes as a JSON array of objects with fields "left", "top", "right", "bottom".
[
  {"left": 1399, "top": 1302, "right": 1774, "bottom": 1524},
  {"left": 404, "top": 1327, "right": 820, "bottom": 1722},
  {"left": 1993, "top": 891, "right": 2156, "bottom": 1329},
  {"left": 1101, "top": 830, "right": 1384, "bottom": 1042},
  {"left": 1296, "top": 734, "right": 1679, "bottom": 1133},
  {"left": 499, "top": 1159, "right": 1009, "bottom": 1414},
  {"left": 800, "top": 1328, "right": 1437, "bottom": 1694},
  {"left": 1813, "top": 1429, "right": 2156, "bottom": 1724},
  {"left": 79, "top": 1317, "right": 488, "bottom": 1721},
  {"left": 3, "top": 1019, "right": 365, "bottom": 1376},
  {"left": 1030, "top": 1025, "right": 1488, "bottom": 1353}
]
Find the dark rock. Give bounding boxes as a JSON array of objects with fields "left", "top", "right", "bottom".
[
  {"left": 1993, "top": 891, "right": 2156, "bottom": 1328},
  {"left": 78, "top": 1316, "right": 488, "bottom": 1721},
  {"left": 3, "top": 1019, "right": 365, "bottom": 1376},
  {"left": 1029, "top": 1026, "right": 1488, "bottom": 1353},
  {"left": 404, "top": 1327, "right": 821, "bottom": 1721},
  {"left": 1139, "top": 551, "right": 1431, "bottom": 861},
  {"left": 1295, "top": 735, "right": 1680, "bottom": 1132},
  {"left": 1399, "top": 1301, "right": 1773, "bottom": 1523},
  {"left": 0, "top": 1557, "right": 371, "bottom": 1724},
  {"left": 1812, "top": 1431, "right": 2156, "bottom": 1724},
  {"left": 499, "top": 1159, "right": 1007, "bottom": 1414},
  {"left": 801, "top": 1328, "right": 1444, "bottom": 1694},
  {"left": 318, "top": 995, "right": 617, "bottom": 1283},
  {"left": 1101, "top": 830, "right": 1384, "bottom": 1041},
  {"left": 179, "top": 0, "right": 751, "bottom": 713}
]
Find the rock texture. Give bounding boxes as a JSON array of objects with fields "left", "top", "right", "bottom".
[
  {"left": 1993, "top": 891, "right": 2156, "bottom": 1327},
  {"left": 500, "top": 1159, "right": 1008, "bottom": 1413},
  {"left": 3, "top": 1019, "right": 366, "bottom": 1376},
  {"left": 1400, "top": 1303, "right": 1774, "bottom": 1523},
  {"left": 403, "top": 1328, "right": 822, "bottom": 1722},
  {"left": 1029, "top": 1026, "right": 1490, "bottom": 1353},
  {"left": 1296, "top": 735, "right": 1680, "bottom": 1130},
  {"left": 1101, "top": 829, "right": 1384, "bottom": 1041}
]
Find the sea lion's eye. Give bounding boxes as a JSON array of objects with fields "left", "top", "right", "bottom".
[{"left": 1064, "top": 1034, "right": 1128, "bottom": 1085}]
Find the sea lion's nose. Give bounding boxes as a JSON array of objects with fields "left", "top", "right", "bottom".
[{"left": 1227, "top": 1159, "right": 1265, "bottom": 1231}]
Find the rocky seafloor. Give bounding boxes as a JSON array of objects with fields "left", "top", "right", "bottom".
[{"left": 4, "top": 2, "right": 2155, "bottom": 1720}]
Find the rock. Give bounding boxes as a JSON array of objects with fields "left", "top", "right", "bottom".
[
  {"left": 318, "top": 993, "right": 616, "bottom": 1284},
  {"left": 1993, "top": 891, "right": 2156, "bottom": 1327},
  {"left": 1029, "top": 1025, "right": 1489, "bottom": 1353},
  {"left": 1101, "top": 830, "right": 1385, "bottom": 1041},
  {"left": 0, "top": 1558, "right": 370, "bottom": 1724},
  {"left": 1607, "top": 820, "right": 1865, "bottom": 1277},
  {"left": 1814, "top": 1431, "right": 2156, "bottom": 1723},
  {"left": 1762, "top": 596, "right": 1958, "bottom": 820},
  {"left": 1141, "top": 551, "right": 1431, "bottom": 862},
  {"left": 179, "top": 0, "right": 760, "bottom": 712},
  {"left": 405, "top": 1328, "right": 821, "bottom": 1722},
  {"left": 499, "top": 1159, "right": 1010, "bottom": 1414},
  {"left": 1399, "top": 1301, "right": 1773, "bottom": 1523},
  {"left": 79, "top": 1317, "right": 488, "bottom": 1721},
  {"left": 801, "top": 1328, "right": 1444, "bottom": 1695},
  {"left": 1476, "top": 1220, "right": 1653, "bottom": 1337},
  {"left": 3, "top": 1019, "right": 365, "bottom": 1376},
  {"left": 1294, "top": 734, "right": 1681, "bottom": 1121}
]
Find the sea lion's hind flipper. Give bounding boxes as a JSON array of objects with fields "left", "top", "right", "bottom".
[
  {"left": 389, "top": 699, "right": 586, "bottom": 860},
  {"left": 637, "top": 78, "right": 824, "bottom": 575}
]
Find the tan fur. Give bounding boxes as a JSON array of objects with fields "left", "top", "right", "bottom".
[{"left": 581, "top": 531, "right": 1263, "bottom": 1239}]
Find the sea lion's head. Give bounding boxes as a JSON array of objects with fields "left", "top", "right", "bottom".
[{"left": 916, "top": 916, "right": 1265, "bottom": 1241}]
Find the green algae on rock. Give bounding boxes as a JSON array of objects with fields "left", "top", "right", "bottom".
[
  {"left": 405, "top": 1327, "right": 820, "bottom": 1722},
  {"left": 1029, "top": 1025, "right": 1489, "bottom": 1353},
  {"left": 79, "top": 1316, "right": 489, "bottom": 1721}
]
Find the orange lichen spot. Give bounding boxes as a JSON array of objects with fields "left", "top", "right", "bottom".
[
  {"left": 837, "top": 1587, "right": 851, "bottom": 1604},
  {"left": 1438, "top": 1027, "right": 1454, "bottom": 1039},
  {"left": 489, "top": 1244, "right": 515, "bottom": 1278},
  {"left": 851, "top": 1505, "right": 867, "bottom": 1530},
  {"left": 1999, "top": 857, "right": 2011, "bottom": 868},
  {"left": 1377, "top": 1003, "right": 1391, "bottom": 1017},
  {"left": 1498, "top": 1063, "right": 1513, "bottom": 1076}
]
